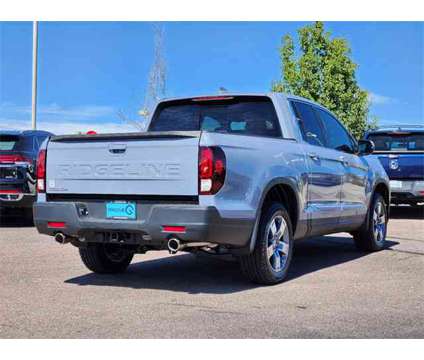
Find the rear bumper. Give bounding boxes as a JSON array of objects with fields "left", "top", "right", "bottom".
[
  {"left": 0, "top": 193, "right": 36, "bottom": 208},
  {"left": 33, "top": 201, "right": 254, "bottom": 249},
  {"left": 391, "top": 192, "right": 424, "bottom": 204},
  {"left": 389, "top": 180, "right": 424, "bottom": 204}
]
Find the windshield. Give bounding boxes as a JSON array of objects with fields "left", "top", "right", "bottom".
[
  {"left": 148, "top": 96, "right": 282, "bottom": 138},
  {"left": 368, "top": 132, "right": 424, "bottom": 152}
]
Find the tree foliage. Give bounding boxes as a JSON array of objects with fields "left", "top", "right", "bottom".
[{"left": 272, "top": 22, "right": 373, "bottom": 139}]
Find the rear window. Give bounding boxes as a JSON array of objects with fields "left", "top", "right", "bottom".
[
  {"left": 0, "top": 135, "right": 34, "bottom": 151},
  {"left": 367, "top": 133, "right": 424, "bottom": 152},
  {"left": 148, "top": 96, "right": 282, "bottom": 138},
  {"left": 0, "top": 135, "right": 20, "bottom": 150}
]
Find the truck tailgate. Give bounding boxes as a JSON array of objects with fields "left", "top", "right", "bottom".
[
  {"left": 376, "top": 152, "right": 424, "bottom": 180},
  {"left": 46, "top": 132, "right": 200, "bottom": 196}
]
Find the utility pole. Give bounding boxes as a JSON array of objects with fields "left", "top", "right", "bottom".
[
  {"left": 139, "top": 24, "right": 166, "bottom": 118},
  {"left": 31, "top": 21, "right": 38, "bottom": 130}
]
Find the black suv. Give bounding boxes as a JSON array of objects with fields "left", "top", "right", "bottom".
[{"left": 0, "top": 130, "right": 53, "bottom": 218}]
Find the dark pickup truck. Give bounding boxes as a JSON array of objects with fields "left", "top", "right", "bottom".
[
  {"left": 365, "top": 125, "right": 424, "bottom": 206},
  {"left": 0, "top": 130, "right": 53, "bottom": 217}
]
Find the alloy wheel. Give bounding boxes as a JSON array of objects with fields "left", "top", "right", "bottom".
[
  {"left": 373, "top": 201, "right": 386, "bottom": 243},
  {"left": 266, "top": 214, "right": 290, "bottom": 272}
]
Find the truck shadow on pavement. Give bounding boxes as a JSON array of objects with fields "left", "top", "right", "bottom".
[
  {"left": 65, "top": 235, "right": 398, "bottom": 294},
  {"left": 390, "top": 205, "right": 424, "bottom": 220},
  {"left": 0, "top": 209, "right": 34, "bottom": 227}
]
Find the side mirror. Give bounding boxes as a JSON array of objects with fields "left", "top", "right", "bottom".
[{"left": 358, "top": 139, "right": 375, "bottom": 155}]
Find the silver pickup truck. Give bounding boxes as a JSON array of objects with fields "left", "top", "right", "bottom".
[{"left": 33, "top": 93, "right": 390, "bottom": 284}]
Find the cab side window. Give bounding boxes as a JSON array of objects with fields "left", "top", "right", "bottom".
[
  {"left": 315, "top": 108, "right": 356, "bottom": 153},
  {"left": 291, "top": 101, "right": 326, "bottom": 147}
]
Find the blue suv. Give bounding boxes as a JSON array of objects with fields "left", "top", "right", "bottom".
[{"left": 364, "top": 125, "right": 424, "bottom": 207}]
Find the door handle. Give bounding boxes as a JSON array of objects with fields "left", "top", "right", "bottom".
[
  {"left": 109, "top": 148, "right": 126, "bottom": 154},
  {"left": 308, "top": 152, "right": 320, "bottom": 161},
  {"left": 338, "top": 156, "right": 349, "bottom": 166},
  {"left": 108, "top": 143, "right": 127, "bottom": 154}
]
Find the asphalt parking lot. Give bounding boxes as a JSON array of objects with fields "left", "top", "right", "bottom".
[{"left": 0, "top": 206, "right": 423, "bottom": 338}]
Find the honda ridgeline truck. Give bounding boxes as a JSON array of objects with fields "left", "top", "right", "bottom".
[{"left": 33, "top": 93, "right": 390, "bottom": 284}]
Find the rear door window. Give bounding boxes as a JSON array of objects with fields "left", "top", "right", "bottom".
[
  {"left": 149, "top": 96, "right": 282, "bottom": 138},
  {"left": 290, "top": 101, "right": 326, "bottom": 147}
]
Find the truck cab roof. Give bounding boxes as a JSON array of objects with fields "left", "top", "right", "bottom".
[
  {"left": 158, "top": 92, "right": 329, "bottom": 111},
  {"left": 0, "top": 129, "right": 53, "bottom": 137},
  {"left": 366, "top": 125, "right": 424, "bottom": 136}
]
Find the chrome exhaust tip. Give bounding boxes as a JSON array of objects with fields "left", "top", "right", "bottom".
[
  {"left": 168, "top": 238, "right": 181, "bottom": 254},
  {"left": 167, "top": 238, "right": 218, "bottom": 254},
  {"left": 54, "top": 232, "right": 69, "bottom": 244}
]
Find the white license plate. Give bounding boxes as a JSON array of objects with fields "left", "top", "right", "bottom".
[
  {"left": 390, "top": 180, "right": 403, "bottom": 189},
  {"left": 390, "top": 180, "right": 412, "bottom": 190}
]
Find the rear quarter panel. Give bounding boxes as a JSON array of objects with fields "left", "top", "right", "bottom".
[
  {"left": 362, "top": 154, "right": 391, "bottom": 205},
  {"left": 199, "top": 132, "right": 309, "bottom": 239}
]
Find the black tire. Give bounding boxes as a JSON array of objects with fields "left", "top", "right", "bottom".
[
  {"left": 353, "top": 193, "right": 388, "bottom": 251},
  {"left": 240, "top": 202, "right": 294, "bottom": 285},
  {"left": 79, "top": 243, "right": 134, "bottom": 274}
]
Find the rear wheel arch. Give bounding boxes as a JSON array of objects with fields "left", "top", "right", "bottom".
[
  {"left": 240, "top": 202, "right": 294, "bottom": 284},
  {"left": 248, "top": 179, "right": 299, "bottom": 253},
  {"left": 373, "top": 182, "right": 390, "bottom": 214},
  {"left": 353, "top": 192, "right": 388, "bottom": 251}
]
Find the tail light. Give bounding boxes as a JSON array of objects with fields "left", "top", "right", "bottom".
[
  {"left": 36, "top": 149, "right": 47, "bottom": 193},
  {"left": 0, "top": 154, "right": 32, "bottom": 164},
  {"left": 0, "top": 189, "right": 20, "bottom": 194},
  {"left": 198, "top": 146, "right": 226, "bottom": 195}
]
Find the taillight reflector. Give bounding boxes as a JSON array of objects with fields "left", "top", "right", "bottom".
[
  {"left": 47, "top": 222, "right": 66, "bottom": 229},
  {"left": 0, "top": 154, "right": 31, "bottom": 164},
  {"left": 162, "top": 226, "right": 186, "bottom": 233}
]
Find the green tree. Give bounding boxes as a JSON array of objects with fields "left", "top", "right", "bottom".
[{"left": 272, "top": 22, "right": 374, "bottom": 139}]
